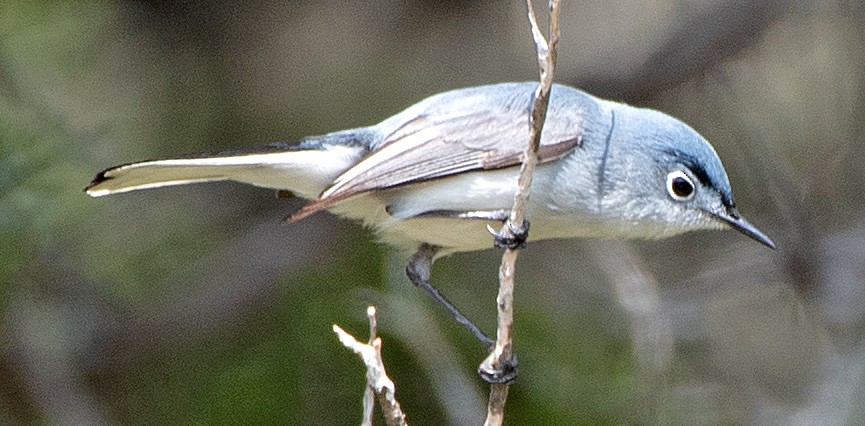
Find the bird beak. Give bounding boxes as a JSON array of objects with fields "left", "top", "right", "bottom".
[{"left": 707, "top": 206, "right": 776, "bottom": 249}]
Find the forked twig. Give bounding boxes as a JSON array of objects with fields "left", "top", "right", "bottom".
[{"left": 334, "top": 306, "right": 408, "bottom": 426}]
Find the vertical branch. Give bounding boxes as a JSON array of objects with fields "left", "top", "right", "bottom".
[{"left": 482, "top": 1, "right": 560, "bottom": 425}]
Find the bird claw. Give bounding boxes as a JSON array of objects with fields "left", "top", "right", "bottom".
[
  {"left": 489, "top": 220, "right": 530, "bottom": 250},
  {"left": 478, "top": 353, "right": 519, "bottom": 384}
]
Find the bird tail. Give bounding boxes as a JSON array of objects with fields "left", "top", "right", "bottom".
[{"left": 84, "top": 135, "right": 367, "bottom": 200}]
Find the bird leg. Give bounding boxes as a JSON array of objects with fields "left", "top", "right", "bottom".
[{"left": 406, "top": 244, "right": 495, "bottom": 348}]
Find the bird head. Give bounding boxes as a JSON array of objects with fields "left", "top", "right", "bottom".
[{"left": 599, "top": 104, "right": 775, "bottom": 249}]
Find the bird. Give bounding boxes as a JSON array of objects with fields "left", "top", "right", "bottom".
[{"left": 85, "top": 82, "right": 775, "bottom": 379}]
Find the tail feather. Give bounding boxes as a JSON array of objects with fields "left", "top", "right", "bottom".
[{"left": 85, "top": 143, "right": 365, "bottom": 199}]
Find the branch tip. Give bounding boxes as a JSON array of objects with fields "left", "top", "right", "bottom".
[{"left": 334, "top": 308, "right": 408, "bottom": 426}]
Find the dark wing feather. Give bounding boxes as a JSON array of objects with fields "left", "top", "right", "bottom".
[{"left": 287, "top": 96, "right": 583, "bottom": 222}]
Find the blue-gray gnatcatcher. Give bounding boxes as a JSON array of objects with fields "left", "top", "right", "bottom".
[{"left": 86, "top": 82, "right": 774, "bottom": 364}]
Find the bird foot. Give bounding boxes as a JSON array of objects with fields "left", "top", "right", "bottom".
[
  {"left": 490, "top": 220, "right": 530, "bottom": 250},
  {"left": 478, "top": 353, "right": 519, "bottom": 385}
]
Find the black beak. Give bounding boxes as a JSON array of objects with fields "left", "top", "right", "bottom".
[{"left": 708, "top": 207, "right": 776, "bottom": 249}]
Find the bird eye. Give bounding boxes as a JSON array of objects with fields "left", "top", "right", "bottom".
[{"left": 666, "top": 170, "right": 695, "bottom": 201}]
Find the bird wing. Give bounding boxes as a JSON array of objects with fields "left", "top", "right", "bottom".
[{"left": 287, "top": 99, "right": 583, "bottom": 222}]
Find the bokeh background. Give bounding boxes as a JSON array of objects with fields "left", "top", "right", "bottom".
[{"left": 2, "top": 0, "right": 864, "bottom": 424}]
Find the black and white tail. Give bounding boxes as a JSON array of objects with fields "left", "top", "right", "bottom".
[{"left": 85, "top": 136, "right": 368, "bottom": 200}]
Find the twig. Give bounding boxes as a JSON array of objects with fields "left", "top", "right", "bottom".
[
  {"left": 333, "top": 306, "right": 408, "bottom": 426},
  {"left": 482, "top": 1, "right": 560, "bottom": 425}
]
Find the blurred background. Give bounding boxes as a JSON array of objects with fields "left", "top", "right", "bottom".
[{"left": 1, "top": 0, "right": 863, "bottom": 424}]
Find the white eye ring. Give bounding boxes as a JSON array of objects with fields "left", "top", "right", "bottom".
[{"left": 666, "top": 170, "right": 695, "bottom": 201}]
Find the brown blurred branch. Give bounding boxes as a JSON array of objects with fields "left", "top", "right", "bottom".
[
  {"left": 481, "top": 0, "right": 560, "bottom": 424},
  {"left": 577, "top": 0, "right": 795, "bottom": 103},
  {"left": 334, "top": 306, "right": 408, "bottom": 426}
]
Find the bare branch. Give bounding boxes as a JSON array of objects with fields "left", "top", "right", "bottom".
[
  {"left": 482, "top": 1, "right": 561, "bottom": 424},
  {"left": 334, "top": 306, "right": 408, "bottom": 426}
]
